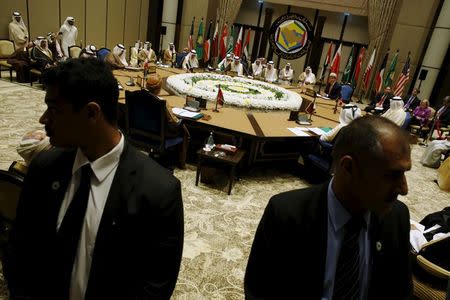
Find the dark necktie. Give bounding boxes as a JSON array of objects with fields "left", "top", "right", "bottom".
[
  {"left": 404, "top": 96, "right": 414, "bottom": 109},
  {"left": 55, "top": 164, "right": 93, "bottom": 298},
  {"left": 333, "top": 216, "right": 364, "bottom": 300}
]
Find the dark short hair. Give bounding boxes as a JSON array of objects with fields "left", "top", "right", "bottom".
[
  {"left": 332, "top": 115, "right": 409, "bottom": 166},
  {"left": 42, "top": 58, "right": 119, "bottom": 124}
]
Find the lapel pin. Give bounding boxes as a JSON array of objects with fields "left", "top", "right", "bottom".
[
  {"left": 112, "top": 220, "right": 116, "bottom": 226},
  {"left": 376, "top": 241, "right": 382, "bottom": 251},
  {"left": 52, "top": 181, "right": 60, "bottom": 191}
]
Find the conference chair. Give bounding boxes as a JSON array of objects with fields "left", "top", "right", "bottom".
[
  {"left": 96, "top": 47, "right": 111, "bottom": 62},
  {"left": 125, "top": 90, "right": 189, "bottom": 169},
  {"left": 68, "top": 45, "right": 82, "bottom": 58},
  {"left": 0, "top": 40, "right": 15, "bottom": 81},
  {"left": 340, "top": 83, "right": 354, "bottom": 103},
  {"left": 0, "top": 170, "right": 23, "bottom": 265},
  {"left": 307, "top": 139, "right": 334, "bottom": 174}
]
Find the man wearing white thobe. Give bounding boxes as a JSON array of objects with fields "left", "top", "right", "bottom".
[
  {"left": 279, "top": 63, "right": 294, "bottom": 85},
  {"left": 59, "top": 17, "right": 78, "bottom": 57},
  {"left": 9, "top": 12, "right": 29, "bottom": 49}
]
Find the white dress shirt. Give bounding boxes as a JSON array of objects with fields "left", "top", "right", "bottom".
[{"left": 57, "top": 133, "right": 124, "bottom": 300}]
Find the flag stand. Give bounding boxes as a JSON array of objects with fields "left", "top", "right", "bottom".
[{"left": 213, "top": 101, "right": 219, "bottom": 112}]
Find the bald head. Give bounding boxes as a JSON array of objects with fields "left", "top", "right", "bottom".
[
  {"left": 332, "top": 115, "right": 411, "bottom": 216},
  {"left": 332, "top": 115, "right": 409, "bottom": 164}
]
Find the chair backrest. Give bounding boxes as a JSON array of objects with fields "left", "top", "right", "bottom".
[
  {"left": 68, "top": 45, "right": 82, "bottom": 58},
  {"left": 97, "top": 47, "right": 111, "bottom": 61},
  {"left": 0, "top": 170, "right": 23, "bottom": 223},
  {"left": 0, "top": 40, "right": 15, "bottom": 58},
  {"left": 340, "top": 84, "right": 354, "bottom": 102},
  {"left": 125, "top": 90, "right": 167, "bottom": 151}
]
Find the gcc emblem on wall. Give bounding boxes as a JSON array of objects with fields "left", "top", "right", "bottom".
[{"left": 269, "top": 13, "right": 314, "bottom": 60}]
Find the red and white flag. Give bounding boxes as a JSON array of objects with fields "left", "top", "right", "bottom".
[
  {"left": 233, "top": 26, "right": 243, "bottom": 56},
  {"left": 363, "top": 47, "right": 376, "bottom": 90},
  {"left": 394, "top": 52, "right": 411, "bottom": 97},
  {"left": 243, "top": 29, "right": 251, "bottom": 60},
  {"left": 217, "top": 85, "right": 224, "bottom": 106},
  {"left": 219, "top": 22, "right": 228, "bottom": 60},
  {"left": 374, "top": 50, "right": 389, "bottom": 93},
  {"left": 330, "top": 43, "right": 342, "bottom": 78},
  {"left": 211, "top": 20, "right": 219, "bottom": 59},
  {"left": 351, "top": 47, "right": 365, "bottom": 87}
]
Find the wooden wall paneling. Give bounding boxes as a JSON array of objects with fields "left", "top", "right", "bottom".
[
  {"left": 124, "top": 0, "right": 141, "bottom": 50},
  {"left": 60, "top": 0, "right": 86, "bottom": 46},
  {"left": 28, "top": 0, "right": 60, "bottom": 40},
  {"left": 139, "top": 0, "right": 150, "bottom": 42},
  {"left": 107, "top": 0, "right": 126, "bottom": 49},
  {"left": 0, "top": 0, "right": 27, "bottom": 40},
  {"left": 86, "top": 0, "right": 107, "bottom": 47}
]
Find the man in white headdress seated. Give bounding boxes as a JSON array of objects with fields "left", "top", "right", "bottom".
[
  {"left": 298, "top": 66, "right": 316, "bottom": 86},
  {"left": 163, "top": 42, "right": 176, "bottom": 65},
  {"left": 218, "top": 53, "right": 233, "bottom": 71},
  {"left": 80, "top": 45, "right": 97, "bottom": 58},
  {"left": 230, "top": 56, "right": 243, "bottom": 76},
  {"left": 264, "top": 61, "right": 277, "bottom": 83},
  {"left": 182, "top": 50, "right": 199, "bottom": 70},
  {"left": 128, "top": 41, "right": 141, "bottom": 67},
  {"left": 320, "top": 105, "right": 362, "bottom": 142},
  {"left": 9, "top": 12, "right": 29, "bottom": 49},
  {"left": 279, "top": 63, "right": 294, "bottom": 85},
  {"left": 47, "top": 32, "right": 64, "bottom": 61},
  {"left": 58, "top": 16, "right": 78, "bottom": 58},
  {"left": 252, "top": 58, "right": 263, "bottom": 77},
  {"left": 381, "top": 96, "right": 409, "bottom": 127},
  {"left": 31, "top": 36, "right": 56, "bottom": 71},
  {"left": 16, "top": 130, "right": 52, "bottom": 166},
  {"left": 105, "top": 43, "right": 128, "bottom": 69},
  {"left": 139, "top": 41, "right": 156, "bottom": 63}
]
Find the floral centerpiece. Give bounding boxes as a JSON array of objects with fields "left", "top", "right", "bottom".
[{"left": 166, "top": 73, "right": 302, "bottom": 110}]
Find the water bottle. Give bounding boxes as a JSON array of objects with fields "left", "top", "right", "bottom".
[{"left": 206, "top": 132, "right": 215, "bottom": 150}]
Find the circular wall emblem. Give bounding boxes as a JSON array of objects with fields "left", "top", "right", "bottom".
[{"left": 269, "top": 13, "right": 314, "bottom": 60}]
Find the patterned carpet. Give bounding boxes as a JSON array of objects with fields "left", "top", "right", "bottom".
[{"left": 0, "top": 75, "right": 448, "bottom": 299}]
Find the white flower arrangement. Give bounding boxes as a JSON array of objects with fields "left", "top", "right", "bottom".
[{"left": 166, "top": 73, "right": 302, "bottom": 110}]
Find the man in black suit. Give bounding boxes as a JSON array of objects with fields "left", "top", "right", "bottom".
[
  {"left": 323, "top": 72, "right": 341, "bottom": 100},
  {"left": 436, "top": 96, "right": 450, "bottom": 128},
  {"left": 5, "top": 58, "right": 184, "bottom": 299},
  {"left": 403, "top": 88, "right": 421, "bottom": 112},
  {"left": 245, "top": 116, "right": 412, "bottom": 299},
  {"left": 364, "top": 86, "right": 394, "bottom": 114}
]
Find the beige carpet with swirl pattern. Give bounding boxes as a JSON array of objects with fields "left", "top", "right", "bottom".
[{"left": 0, "top": 76, "right": 448, "bottom": 299}]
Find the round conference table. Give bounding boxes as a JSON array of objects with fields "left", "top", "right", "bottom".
[{"left": 113, "top": 67, "right": 340, "bottom": 165}]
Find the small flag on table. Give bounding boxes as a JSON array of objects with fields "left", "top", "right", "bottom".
[{"left": 214, "top": 84, "right": 224, "bottom": 112}]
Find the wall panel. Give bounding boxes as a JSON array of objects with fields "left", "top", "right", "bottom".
[
  {"left": 28, "top": 0, "right": 59, "bottom": 39},
  {"left": 0, "top": 0, "right": 28, "bottom": 40},
  {"left": 139, "top": 0, "right": 150, "bottom": 42},
  {"left": 60, "top": 0, "right": 86, "bottom": 46},
  {"left": 124, "top": 0, "right": 141, "bottom": 49},
  {"left": 107, "top": 0, "right": 126, "bottom": 49},
  {"left": 86, "top": 0, "right": 107, "bottom": 47}
]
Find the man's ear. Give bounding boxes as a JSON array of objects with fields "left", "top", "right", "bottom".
[
  {"left": 85, "top": 102, "right": 101, "bottom": 122},
  {"left": 339, "top": 155, "right": 355, "bottom": 178}
]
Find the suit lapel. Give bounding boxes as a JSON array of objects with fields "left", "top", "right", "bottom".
[
  {"left": 367, "top": 213, "right": 382, "bottom": 298},
  {"left": 47, "top": 149, "right": 76, "bottom": 234},
  {"left": 86, "top": 141, "right": 138, "bottom": 295}
]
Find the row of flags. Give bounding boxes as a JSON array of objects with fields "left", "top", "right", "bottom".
[
  {"left": 321, "top": 42, "right": 412, "bottom": 97},
  {"left": 188, "top": 18, "right": 251, "bottom": 64}
]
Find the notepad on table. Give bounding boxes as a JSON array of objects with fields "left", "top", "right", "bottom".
[
  {"left": 172, "top": 107, "right": 203, "bottom": 119},
  {"left": 288, "top": 127, "right": 310, "bottom": 137}
]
